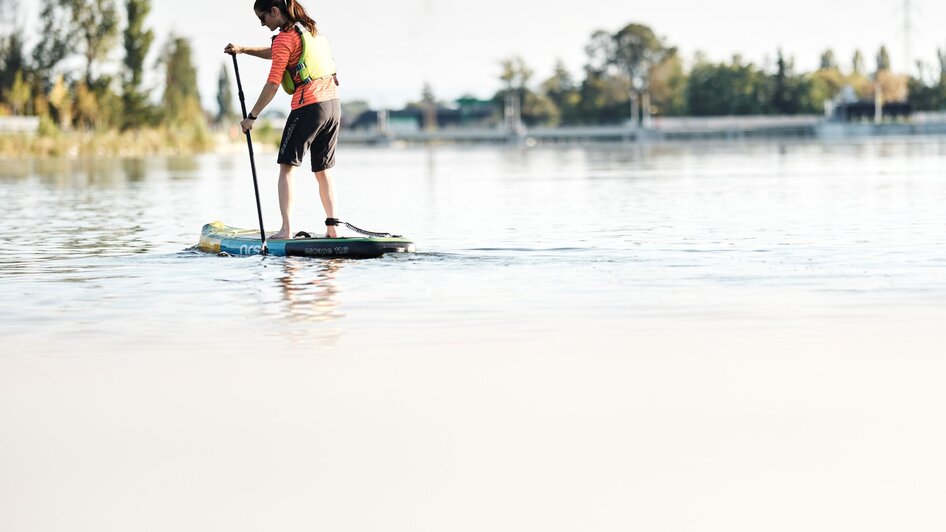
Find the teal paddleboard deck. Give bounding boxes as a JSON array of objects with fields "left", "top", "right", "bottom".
[{"left": 199, "top": 221, "right": 416, "bottom": 258}]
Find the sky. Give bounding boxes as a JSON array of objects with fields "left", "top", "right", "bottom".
[{"left": 14, "top": 0, "right": 946, "bottom": 114}]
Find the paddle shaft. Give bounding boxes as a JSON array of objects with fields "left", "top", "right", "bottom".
[{"left": 230, "top": 54, "right": 268, "bottom": 255}]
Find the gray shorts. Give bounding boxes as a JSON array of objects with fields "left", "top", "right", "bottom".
[{"left": 277, "top": 99, "right": 340, "bottom": 172}]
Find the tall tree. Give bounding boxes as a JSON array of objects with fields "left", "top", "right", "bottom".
[
  {"left": 819, "top": 50, "right": 838, "bottom": 71},
  {"left": 811, "top": 50, "right": 845, "bottom": 109},
  {"left": 48, "top": 75, "right": 73, "bottom": 129},
  {"left": 0, "top": 33, "right": 26, "bottom": 96},
  {"left": 852, "top": 50, "right": 865, "bottom": 75},
  {"left": 123, "top": 0, "right": 152, "bottom": 88},
  {"left": 74, "top": 81, "right": 99, "bottom": 129},
  {"left": 771, "top": 49, "right": 791, "bottom": 113},
  {"left": 771, "top": 50, "right": 817, "bottom": 114},
  {"left": 4, "top": 70, "right": 31, "bottom": 115},
  {"left": 584, "top": 30, "right": 615, "bottom": 76},
  {"left": 32, "top": 0, "right": 72, "bottom": 86},
  {"left": 497, "top": 56, "right": 532, "bottom": 131},
  {"left": 876, "top": 46, "right": 891, "bottom": 74},
  {"left": 577, "top": 67, "right": 631, "bottom": 124},
  {"left": 71, "top": 0, "right": 120, "bottom": 85},
  {"left": 611, "top": 23, "right": 667, "bottom": 126},
  {"left": 215, "top": 62, "right": 234, "bottom": 124},
  {"left": 541, "top": 60, "right": 581, "bottom": 125},
  {"left": 122, "top": 0, "right": 155, "bottom": 129},
  {"left": 937, "top": 47, "right": 946, "bottom": 83},
  {"left": 498, "top": 56, "right": 533, "bottom": 92},
  {"left": 648, "top": 49, "right": 688, "bottom": 116},
  {"left": 163, "top": 35, "right": 201, "bottom": 126}
]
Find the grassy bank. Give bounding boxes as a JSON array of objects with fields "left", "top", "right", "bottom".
[
  {"left": 0, "top": 119, "right": 287, "bottom": 158},
  {"left": 0, "top": 125, "right": 216, "bottom": 158}
]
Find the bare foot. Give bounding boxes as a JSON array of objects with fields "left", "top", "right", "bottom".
[
  {"left": 326, "top": 226, "right": 337, "bottom": 238},
  {"left": 269, "top": 230, "right": 291, "bottom": 240}
]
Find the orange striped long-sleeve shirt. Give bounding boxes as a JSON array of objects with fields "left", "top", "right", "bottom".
[{"left": 267, "top": 28, "right": 338, "bottom": 110}]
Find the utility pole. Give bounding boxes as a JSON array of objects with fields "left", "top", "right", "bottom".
[{"left": 901, "top": 0, "right": 917, "bottom": 74}]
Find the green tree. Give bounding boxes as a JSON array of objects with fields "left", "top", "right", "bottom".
[
  {"left": 819, "top": 49, "right": 838, "bottom": 71},
  {"left": 74, "top": 82, "right": 99, "bottom": 129},
  {"left": 32, "top": 0, "right": 72, "bottom": 86},
  {"left": 938, "top": 47, "right": 946, "bottom": 83},
  {"left": 497, "top": 56, "right": 533, "bottom": 129},
  {"left": 499, "top": 56, "right": 533, "bottom": 92},
  {"left": 540, "top": 60, "right": 581, "bottom": 125},
  {"left": 579, "top": 31, "right": 630, "bottom": 124},
  {"left": 648, "top": 49, "right": 688, "bottom": 116},
  {"left": 0, "top": 33, "right": 27, "bottom": 96},
  {"left": 581, "top": 23, "right": 669, "bottom": 125},
  {"left": 686, "top": 56, "right": 770, "bottom": 116},
  {"left": 4, "top": 70, "right": 31, "bottom": 115},
  {"left": 215, "top": 62, "right": 234, "bottom": 124},
  {"left": 163, "top": 36, "right": 203, "bottom": 127},
  {"left": 908, "top": 76, "right": 944, "bottom": 111},
  {"left": 583, "top": 30, "right": 615, "bottom": 76},
  {"left": 91, "top": 76, "right": 124, "bottom": 129},
  {"left": 852, "top": 50, "right": 865, "bottom": 75},
  {"left": 48, "top": 75, "right": 73, "bottom": 129},
  {"left": 876, "top": 46, "right": 891, "bottom": 74},
  {"left": 577, "top": 67, "right": 631, "bottom": 124},
  {"left": 611, "top": 23, "right": 668, "bottom": 126},
  {"left": 522, "top": 91, "right": 559, "bottom": 127},
  {"left": 908, "top": 46, "right": 946, "bottom": 111},
  {"left": 71, "top": 0, "right": 120, "bottom": 85},
  {"left": 771, "top": 49, "right": 814, "bottom": 114},
  {"left": 810, "top": 55, "right": 846, "bottom": 110},
  {"left": 122, "top": 0, "right": 155, "bottom": 129}
]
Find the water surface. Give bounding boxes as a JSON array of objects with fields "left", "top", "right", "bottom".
[{"left": 2, "top": 140, "right": 945, "bottom": 531}]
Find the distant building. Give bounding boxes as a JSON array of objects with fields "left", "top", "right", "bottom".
[
  {"left": 825, "top": 85, "right": 911, "bottom": 122},
  {"left": 346, "top": 98, "right": 497, "bottom": 132},
  {"left": 829, "top": 101, "right": 911, "bottom": 122}
]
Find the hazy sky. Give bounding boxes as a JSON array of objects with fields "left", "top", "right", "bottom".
[{"left": 15, "top": 0, "right": 946, "bottom": 113}]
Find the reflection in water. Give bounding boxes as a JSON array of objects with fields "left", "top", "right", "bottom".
[
  {"left": 276, "top": 258, "right": 344, "bottom": 323},
  {"left": 0, "top": 156, "right": 203, "bottom": 186},
  {"left": 122, "top": 158, "right": 147, "bottom": 182},
  {"left": 167, "top": 156, "right": 200, "bottom": 179},
  {"left": 260, "top": 258, "right": 345, "bottom": 348},
  {"left": 0, "top": 159, "right": 30, "bottom": 181}
]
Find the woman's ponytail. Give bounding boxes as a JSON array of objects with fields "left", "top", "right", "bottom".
[{"left": 284, "top": 0, "right": 317, "bottom": 34}]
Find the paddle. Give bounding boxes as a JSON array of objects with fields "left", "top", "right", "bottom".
[{"left": 230, "top": 53, "right": 268, "bottom": 255}]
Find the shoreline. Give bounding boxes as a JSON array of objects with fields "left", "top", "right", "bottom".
[
  {"left": 2, "top": 120, "right": 946, "bottom": 159},
  {"left": 341, "top": 118, "right": 946, "bottom": 146}
]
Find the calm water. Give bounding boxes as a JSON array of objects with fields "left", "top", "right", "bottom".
[
  {"left": 2, "top": 140, "right": 945, "bottom": 353},
  {"left": 2, "top": 140, "right": 946, "bottom": 531}
]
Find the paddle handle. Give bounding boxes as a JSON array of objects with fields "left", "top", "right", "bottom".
[{"left": 231, "top": 54, "right": 268, "bottom": 255}]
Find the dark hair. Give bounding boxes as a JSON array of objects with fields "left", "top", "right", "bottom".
[{"left": 254, "top": 0, "right": 317, "bottom": 34}]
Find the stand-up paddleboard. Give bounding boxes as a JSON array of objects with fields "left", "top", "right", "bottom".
[{"left": 198, "top": 221, "right": 415, "bottom": 258}]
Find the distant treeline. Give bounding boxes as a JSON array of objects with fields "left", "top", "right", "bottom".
[
  {"left": 413, "top": 23, "right": 946, "bottom": 127},
  {"left": 6, "top": 7, "right": 946, "bottom": 139},
  {"left": 0, "top": 0, "right": 235, "bottom": 152}
]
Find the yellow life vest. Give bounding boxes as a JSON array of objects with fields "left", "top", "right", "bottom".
[{"left": 280, "top": 23, "right": 337, "bottom": 94}]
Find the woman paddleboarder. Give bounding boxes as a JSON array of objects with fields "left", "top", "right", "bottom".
[{"left": 225, "top": 0, "right": 341, "bottom": 239}]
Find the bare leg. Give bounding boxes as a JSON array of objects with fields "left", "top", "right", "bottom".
[
  {"left": 272, "top": 163, "right": 295, "bottom": 239},
  {"left": 315, "top": 169, "right": 337, "bottom": 238}
]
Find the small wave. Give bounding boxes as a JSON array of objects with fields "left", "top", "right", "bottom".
[{"left": 463, "top": 247, "right": 589, "bottom": 253}]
